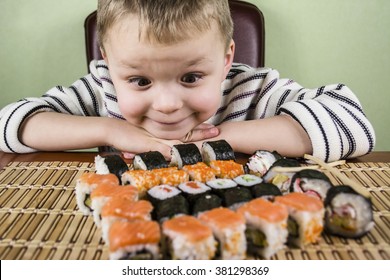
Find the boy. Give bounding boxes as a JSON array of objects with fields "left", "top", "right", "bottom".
[{"left": 0, "top": 0, "right": 375, "bottom": 162}]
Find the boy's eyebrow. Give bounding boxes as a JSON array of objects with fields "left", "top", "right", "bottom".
[{"left": 184, "top": 57, "right": 212, "bottom": 67}]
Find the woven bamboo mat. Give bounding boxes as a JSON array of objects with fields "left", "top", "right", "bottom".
[{"left": 0, "top": 161, "right": 389, "bottom": 260}]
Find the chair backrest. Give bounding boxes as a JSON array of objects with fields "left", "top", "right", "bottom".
[{"left": 84, "top": 0, "right": 265, "bottom": 69}]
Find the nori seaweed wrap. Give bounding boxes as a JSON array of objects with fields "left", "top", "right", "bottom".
[
  {"left": 170, "top": 143, "right": 203, "bottom": 168},
  {"left": 222, "top": 186, "right": 253, "bottom": 210},
  {"left": 94, "top": 155, "right": 129, "bottom": 183},
  {"left": 154, "top": 194, "right": 190, "bottom": 222},
  {"left": 192, "top": 193, "right": 223, "bottom": 216},
  {"left": 324, "top": 185, "right": 374, "bottom": 238},
  {"left": 290, "top": 169, "right": 333, "bottom": 200},
  {"left": 133, "top": 151, "right": 168, "bottom": 170},
  {"left": 202, "top": 140, "right": 235, "bottom": 163},
  {"left": 251, "top": 182, "right": 282, "bottom": 200}
]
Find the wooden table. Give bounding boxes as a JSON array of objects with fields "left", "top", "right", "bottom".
[{"left": 0, "top": 151, "right": 389, "bottom": 260}]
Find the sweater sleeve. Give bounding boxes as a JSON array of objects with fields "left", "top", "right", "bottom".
[
  {"left": 218, "top": 64, "right": 376, "bottom": 162},
  {"left": 0, "top": 61, "right": 107, "bottom": 153}
]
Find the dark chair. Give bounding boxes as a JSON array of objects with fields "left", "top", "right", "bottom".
[{"left": 84, "top": 0, "right": 265, "bottom": 69}]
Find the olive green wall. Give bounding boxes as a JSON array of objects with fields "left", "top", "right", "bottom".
[{"left": 1, "top": 0, "right": 389, "bottom": 150}]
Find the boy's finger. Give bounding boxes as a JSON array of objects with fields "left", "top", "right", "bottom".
[{"left": 182, "top": 127, "right": 219, "bottom": 142}]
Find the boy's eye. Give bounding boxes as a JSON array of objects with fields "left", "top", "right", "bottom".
[
  {"left": 181, "top": 73, "right": 202, "bottom": 84},
  {"left": 128, "top": 77, "right": 151, "bottom": 87}
]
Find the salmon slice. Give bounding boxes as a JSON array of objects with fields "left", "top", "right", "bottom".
[
  {"left": 109, "top": 220, "right": 160, "bottom": 252},
  {"left": 198, "top": 207, "right": 245, "bottom": 229},
  {"left": 78, "top": 172, "right": 119, "bottom": 187},
  {"left": 162, "top": 215, "right": 212, "bottom": 242},
  {"left": 237, "top": 197, "right": 288, "bottom": 223},
  {"left": 102, "top": 199, "right": 153, "bottom": 220},
  {"left": 275, "top": 192, "right": 323, "bottom": 212}
]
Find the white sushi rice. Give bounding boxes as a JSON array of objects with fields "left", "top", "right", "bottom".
[
  {"left": 178, "top": 181, "right": 210, "bottom": 194},
  {"left": 148, "top": 185, "right": 181, "bottom": 200},
  {"left": 133, "top": 155, "right": 148, "bottom": 170},
  {"left": 234, "top": 174, "right": 263, "bottom": 187},
  {"left": 206, "top": 178, "right": 237, "bottom": 190},
  {"left": 326, "top": 193, "right": 374, "bottom": 237},
  {"left": 246, "top": 151, "right": 277, "bottom": 177},
  {"left": 242, "top": 212, "right": 288, "bottom": 259},
  {"left": 291, "top": 178, "right": 332, "bottom": 200},
  {"left": 94, "top": 155, "right": 110, "bottom": 174},
  {"left": 75, "top": 179, "right": 96, "bottom": 215},
  {"left": 91, "top": 196, "right": 111, "bottom": 228},
  {"left": 109, "top": 243, "right": 160, "bottom": 260},
  {"left": 163, "top": 229, "right": 216, "bottom": 260}
]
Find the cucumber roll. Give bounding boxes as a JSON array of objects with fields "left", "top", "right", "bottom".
[
  {"left": 234, "top": 174, "right": 263, "bottom": 188},
  {"left": 192, "top": 193, "right": 223, "bottom": 216},
  {"left": 94, "top": 155, "right": 129, "bottom": 183},
  {"left": 202, "top": 140, "right": 235, "bottom": 163},
  {"left": 206, "top": 178, "right": 237, "bottom": 197},
  {"left": 170, "top": 143, "right": 203, "bottom": 168},
  {"left": 245, "top": 150, "right": 282, "bottom": 177},
  {"left": 251, "top": 183, "right": 282, "bottom": 201},
  {"left": 290, "top": 169, "right": 333, "bottom": 201},
  {"left": 324, "top": 185, "right": 374, "bottom": 238},
  {"left": 133, "top": 151, "right": 168, "bottom": 170},
  {"left": 154, "top": 194, "right": 190, "bottom": 222}
]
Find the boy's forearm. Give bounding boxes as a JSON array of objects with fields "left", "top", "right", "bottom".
[
  {"left": 216, "top": 115, "right": 313, "bottom": 157},
  {"left": 19, "top": 112, "right": 111, "bottom": 151}
]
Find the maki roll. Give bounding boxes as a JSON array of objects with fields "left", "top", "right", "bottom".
[
  {"left": 94, "top": 155, "right": 129, "bottom": 183},
  {"left": 262, "top": 158, "right": 301, "bottom": 194},
  {"left": 178, "top": 181, "right": 211, "bottom": 206},
  {"left": 101, "top": 199, "right": 153, "bottom": 243},
  {"left": 154, "top": 194, "right": 190, "bottom": 222},
  {"left": 237, "top": 198, "right": 289, "bottom": 259},
  {"left": 234, "top": 174, "right": 263, "bottom": 189},
  {"left": 206, "top": 178, "right": 237, "bottom": 197},
  {"left": 108, "top": 220, "right": 160, "bottom": 260},
  {"left": 275, "top": 192, "right": 324, "bottom": 248},
  {"left": 90, "top": 184, "right": 137, "bottom": 228},
  {"left": 75, "top": 173, "right": 119, "bottom": 215},
  {"left": 192, "top": 193, "right": 223, "bottom": 216},
  {"left": 290, "top": 169, "right": 333, "bottom": 201},
  {"left": 170, "top": 143, "right": 203, "bottom": 168},
  {"left": 133, "top": 151, "right": 168, "bottom": 170},
  {"left": 147, "top": 184, "right": 182, "bottom": 207},
  {"left": 152, "top": 167, "right": 189, "bottom": 186},
  {"left": 324, "top": 185, "right": 374, "bottom": 238},
  {"left": 209, "top": 160, "right": 245, "bottom": 179},
  {"left": 222, "top": 186, "right": 253, "bottom": 210},
  {"left": 182, "top": 162, "right": 216, "bottom": 182},
  {"left": 121, "top": 170, "right": 160, "bottom": 198},
  {"left": 202, "top": 140, "right": 235, "bottom": 163},
  {"left": 245, "top": 150, "right": 282, "bottom": 177},
  {"left": 198, "top": 207, "right": 247, "bottom": 260},
  {"left": 251, "top": 183, "right": 282, "bottom": 201},
  {"left": 162, "top": 215, "right": 216, "bottom": 260}
]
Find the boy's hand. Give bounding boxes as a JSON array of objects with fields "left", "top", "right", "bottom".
[{"left": 181, "top": 123, "right": 219, "bottom": 142}]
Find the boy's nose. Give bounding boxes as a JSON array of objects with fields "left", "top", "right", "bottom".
[{"left": 151, "top": 88, "right": 183, "bottom": 114}]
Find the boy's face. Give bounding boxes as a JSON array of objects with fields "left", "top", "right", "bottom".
[{"left": 102, "top": 16, "right": 234, "bottom": 140}]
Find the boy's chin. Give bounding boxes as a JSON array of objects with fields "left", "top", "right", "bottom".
[{"left": 149, "top": 130, "right": 189, "bottom": 141}]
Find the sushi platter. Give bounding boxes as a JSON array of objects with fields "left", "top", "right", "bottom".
[{"left": 0, "top": 141, "right": 389, "bottom": 260}]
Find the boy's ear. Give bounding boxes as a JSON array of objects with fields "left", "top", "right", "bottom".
[
  {"left": 222, "top": 40, "right": 235, "bottom": 80},
  {"left": 100, "top": 47, "right": 108, "bottom": 63}
]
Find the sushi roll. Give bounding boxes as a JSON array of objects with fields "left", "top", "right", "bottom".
[
  {"left": 178, "top": 181, "right": 211, "bottom": 205},
  {"left": 182, "top": 162, "right": 216, "bottom": 182},
  {"left": 245, "top": 150, "right": 282, "bottom": 177},
  {"left": 90, "top": 184, "right": 138, "bottom": 228},
  {"left": 94, "top": 155, "right": 129, "bottom": 183},
  {"left": 206, "top": 178, "right": 237, "bottom": 197},
  {"left": 275, "top": 192, "right": 324, "bottom": 247},
  {"left": 222, "top": 186, "right": 253, "bottom": 210},
  {"left": 147, "top": 184, "right": 182, "bottom": 207},
  {"left": 101, "top": 199, "right": 153, "bottom": 243},
  {"left": 170, "top": 143, "right": 203, "bottom": 168},
  {"left": 75, "top": 173, "right": 119, "bottom": 215},
  {"left": 202, "top": 140, "right": 235, "bottom": 163},
  {"left": 154, "top": 194, "right": 190, "bottom": 222},
  {"left": 162, "top": 215, "right": 216, "bottom": 260},
  {"left": 198, "top": 207, "right": 247, "bottom": 260},
  {"left": 152, "top": 167, "right": 189, "bottom": 186},
  {"left": 324, "top": 185, "right": 374, "bottom": 238},
  {"left": 209, "top": 160, "right": 245, "bottom": 179},
  {"left": 290, "top": 169, "right": 333, "bottom": 201},
  {"left": 192, "top": 193, "right": 223, "bottom": 216},
  {"left": 251, "top": 183, "right": 282, "bottom": 201},
  {"left": 237, "top": 198, "right": 289, "bottom": 259},
  {"left": 262, "top": 158, "right": 301, "bottom": 194},
  {"left": 121, "top": 169, "right": 160, "bottom": 197},
  {"left": 133, "top": 151, "right": 168, "bottom": 170},
  {"left": 234, "top": 174, "right": 263, "bottom": 188},
  {"left": 108, "top": 220, "right": 160, "bottom": 260}
]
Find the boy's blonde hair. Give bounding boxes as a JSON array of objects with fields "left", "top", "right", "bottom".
[{"left": 97, "top": 0, "right": 233, "bottom": 51}]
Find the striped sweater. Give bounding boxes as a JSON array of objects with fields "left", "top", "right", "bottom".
[{"left": 0, "top": 60, "right": 375, "bottom": 162}]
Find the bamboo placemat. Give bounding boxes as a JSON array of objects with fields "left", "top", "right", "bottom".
[{"left": 0, "top": 161, "right": 389, "bottom": 260}]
